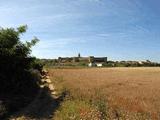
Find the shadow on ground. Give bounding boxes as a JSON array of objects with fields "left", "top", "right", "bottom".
[{"left": 11, "top": 88, "right": 65, "bottom": 120}]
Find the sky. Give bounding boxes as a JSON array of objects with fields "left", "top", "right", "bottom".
[{"left": 0, "top": 0, "right": 160, "bottom": 62}]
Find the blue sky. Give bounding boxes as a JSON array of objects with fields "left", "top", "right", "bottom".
[{"left": 0, "top": 0, "right": 160, "bottom": 62}]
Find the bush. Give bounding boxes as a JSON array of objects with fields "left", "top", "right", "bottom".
[
  {"left": 0, "top": 101, "right": 7, "bottom": 117},
  {"left": 0, "top": 25, "right": 41, "bottom": 118},
  {"left": 77, "top": 62, "right": 87, "bottom": 66},
  {"left": 103, "top": 63, "right": 114, "bottom": 67}
]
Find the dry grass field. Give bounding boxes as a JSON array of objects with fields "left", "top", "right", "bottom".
[{"left": 48, "top": 67, "right": 160, "bottom": 120}]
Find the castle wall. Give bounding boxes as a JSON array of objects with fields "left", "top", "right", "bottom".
[
  {"left": 93, "top": 57, "right": 107, "bottom": 63},
  {"left": 79, "top": 57, "right": 90, "bottom": 62},
  {"left": 58, "top": 56, "right": 107, "bottom": 63}
]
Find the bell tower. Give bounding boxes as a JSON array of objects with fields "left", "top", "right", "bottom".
[{"left": 78, "top": 53, "right": 81, "bottom": 58}]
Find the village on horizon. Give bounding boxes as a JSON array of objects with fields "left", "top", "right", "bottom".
[{"left": 40, "top": 53, "right": 160, "bottom": 67}]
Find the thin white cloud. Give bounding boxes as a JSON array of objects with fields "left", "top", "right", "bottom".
[
  {"left": 97, "top": 32, "right": 128, "bottom": 38},
  {"left": 97, "top": 33, "right": 111, "bottom": 37},
  {"left": 33, "top": 37, "right": 86, "bottom": 49},
  {"left": 89, "top": 0, "right": 102, "bottom": 2},
  {"left": 31, "top": 37, "right": 86, "bottom": 58}
]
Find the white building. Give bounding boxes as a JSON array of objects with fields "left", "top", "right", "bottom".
[
  {"left": 96, "top": 63, "right": 103, "bottom": 67},
  {"left": 88, "top": 62, "right": 103, "bottom": 67},
  {"left": 88, "top": 63, "right": 96, "bottom": 67}
]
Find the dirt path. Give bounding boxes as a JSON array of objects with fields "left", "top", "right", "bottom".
[
  {"left": 10, "top": 89, "right": 59, "bottom": 120},
  {"left": 10, "top": 70, "right": 62, "bottom": 120}
]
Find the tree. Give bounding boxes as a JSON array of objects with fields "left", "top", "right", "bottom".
[{"left": 0, "top": 25, "right": 41, "bottom": 118}]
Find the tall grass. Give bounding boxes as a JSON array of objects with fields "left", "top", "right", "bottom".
[
  {"left": 51, "top": 75, "right": 108, "bottom": 120},
  {"left": 49, "top": 68, "right": 160, "bottom": 120}
]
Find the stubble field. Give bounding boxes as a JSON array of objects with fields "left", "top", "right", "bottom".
[{"left": 49, "top": 67, "right": 160, "bottom": 120}]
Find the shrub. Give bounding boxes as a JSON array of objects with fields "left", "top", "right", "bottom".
[
  {"left": 0, "top": 25, "right": 41, "bottom": 118},
  {"left": 77, "top": 62, "right": 87, "bottom": 66}
]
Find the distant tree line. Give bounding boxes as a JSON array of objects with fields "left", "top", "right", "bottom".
[
  {"left": 103, "top": 60, "right": 160, "bottom": 67},
  {"left": 40, "top": 59, "right": 88, "bottom": 68}
]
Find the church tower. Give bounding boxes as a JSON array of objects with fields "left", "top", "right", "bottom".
[{"left": 78, "top": 53, "right": 81, "bottom": 58}]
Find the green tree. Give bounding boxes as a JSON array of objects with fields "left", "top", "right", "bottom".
[{"left": 0, "top": 25, "right": 41, "bottom": 118}]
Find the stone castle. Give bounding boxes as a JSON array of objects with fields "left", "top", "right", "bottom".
[{"left": 58, "top": 53, "right": 107, "bottom": 63}]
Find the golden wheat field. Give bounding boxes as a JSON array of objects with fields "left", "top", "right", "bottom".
[{"left": 49, "top": 67, "right": 160, "bottom": 119}]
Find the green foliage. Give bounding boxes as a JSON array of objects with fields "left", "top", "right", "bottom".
[
  {"left": 31, "top": 58, "right": 44, "bottom": 71},
  {"left": 103, "top": 63, "right": 114, "bottom": 67},
  {"left": 0, "top": 25, "right": 41, "bottom": 118},
  {"left": 17, "top": 25, "right": 27, "bottom": 33},
  {"left": 77, "top": 62, "right": 87, "bottom": 66},
  {"left": 104, "top": 61, "right": 160, "bottom": 67},
  {"left": 0, "top": 28, "right": 18, "bottom": 49},
  {"left": 40, "top": 59, "right": 57, "bottom": 67}
]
